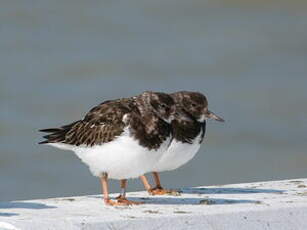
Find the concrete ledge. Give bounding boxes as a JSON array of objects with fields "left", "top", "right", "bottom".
[{"left": 1, "top": 178, "right": 307, "bottom": 229}]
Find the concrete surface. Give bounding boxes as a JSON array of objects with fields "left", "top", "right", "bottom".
[{"left": 1, "top": 178, "right": 307, "bottom": 229}]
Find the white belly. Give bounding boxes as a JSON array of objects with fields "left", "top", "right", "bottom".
[
  {"left": 153, "top": 133, "right": 202, "bottom": 172},
  {"left": 49, "top": 128, "right": 170, "bottom": 180}
]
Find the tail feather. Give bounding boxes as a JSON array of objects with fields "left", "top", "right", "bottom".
[
  {"left": 39, "top": 120, "right": 81, "bottom": 144},
  {"left": 39, "top": 128, "right": 62, "bottom": 133}
]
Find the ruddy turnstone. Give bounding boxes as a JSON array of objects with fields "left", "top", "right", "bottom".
[
  {"left": 39, "top": 91, "right": 181, "bottom": 206},
  {"left": 140, "top": 91, "right": 224, "bottom": 195}
]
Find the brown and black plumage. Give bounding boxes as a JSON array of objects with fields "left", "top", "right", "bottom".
[
  {"left": 39, "top": 98, "right": 134, "bottom": 147},
  {"left": 39, "top": 93, "right": 173, "bottom": 150},
  {"left": 170, "top": 91, "right": 209, "bottom": 144},
  {"left": 39, "top": 91, "right": 182, "bottom": 206},
  {"left": 140, "top": 91, "right": 224, "bottom": 196}
]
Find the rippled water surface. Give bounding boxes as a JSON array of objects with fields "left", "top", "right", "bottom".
[{"left": 1, "top": 0, "right": 307, "bottom": 201}]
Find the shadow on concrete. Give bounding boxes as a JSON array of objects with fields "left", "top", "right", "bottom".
[
  {"left": 88, "top": 195, "right": 261, "bottom": 205},
  {"left": 130, "top": 196, "right": 261, "bottom": 205},
  {"left": 0, "top": 201, "right": 56, "bottom": 209},
  {"left": 0, "top": 212, "right": 19, "bottom": 217},
  {"left": 181, "top": 187, "right": 284, "bottom": 195}
]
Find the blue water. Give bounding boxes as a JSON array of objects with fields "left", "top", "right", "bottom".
[{"left": 1, "top": 0, "right": 307, "bottom": 201}]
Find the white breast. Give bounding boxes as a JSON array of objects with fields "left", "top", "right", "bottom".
[
  {"left": 48, "top": 128, "right": 171, "bottom": 180},
  {"left": 153, "top": 133, "right": 203, "bottom": 172}
]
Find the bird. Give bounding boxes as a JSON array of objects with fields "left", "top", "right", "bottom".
[
  {"left": 139, "top": 91, "right": 224, "bottom": 195},
  {"left": 39, "top": 91, "right": 182, "bottom": 206}
]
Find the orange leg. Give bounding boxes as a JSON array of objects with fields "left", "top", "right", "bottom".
[
  {"left": 150, "top": 172, "right": 170, "bottom": 195},
  {"left": 153, "top": 172, "right": 163, "bottom": 189},
  {"left": 139, "top": 175, "right": 153, "bottom": 192},
  {"left": 99, "top": 173, "right": 128, "bottom": 206},
  {"left": 116, "top": 179, "right": 144, "bottom": 205},
  {"left": 151, "top": 172, "right": 181, "bottom": 195},
  {"left": 140, "top": 173, "right": 180, "bottom": 196}
]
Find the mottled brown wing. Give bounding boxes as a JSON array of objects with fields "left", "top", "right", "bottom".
[
  {"left": 129, "top": 112, "right": 171, "bottom": 150},
  {"left": 39, "top": 100, "right": 132, "bottom": 146}
]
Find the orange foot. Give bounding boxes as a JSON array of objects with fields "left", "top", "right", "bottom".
[
  {"left": 148, "top": 186, "right": 181, "bottom": 196},
  {"left": 116, "top": 195, "right": 144, "bottom": 205},
  {"left": 104, "top": 198, "right": 129, "bottom": 206}
]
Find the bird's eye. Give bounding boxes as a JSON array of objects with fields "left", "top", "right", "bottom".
[
  {"left": 191, "top": 103, "right": 197, "bottom": 107},
  {"left": 161, "top": 104, "right": 166, "bottom": 108}
]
